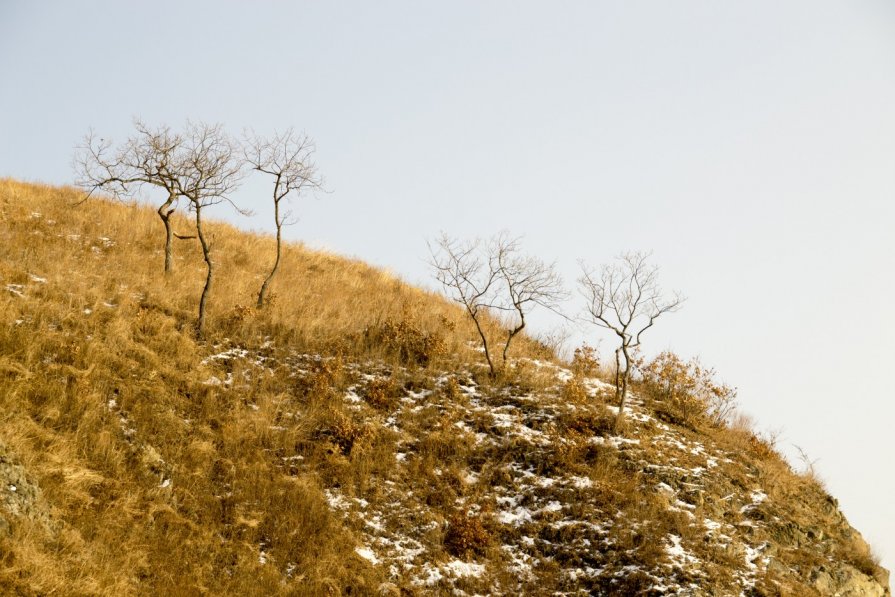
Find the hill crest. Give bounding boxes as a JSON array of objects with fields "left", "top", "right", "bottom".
[{"left": 0, "top": 180, "right": 888, "bottom": 596}]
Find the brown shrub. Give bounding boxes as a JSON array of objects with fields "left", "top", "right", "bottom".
[
  {"left": 321, "top": 409, "right": 373, "bottom": 455},
  {"left": 641, "top": 351, "right": 737, "bottom": 428},
  {"left": 560, "top": 377, "right": 589, "bottom": 404},
  {"left": 571, "top": 343, "right": 600, "bottom": 377},
  {"left": 364, "top": 377, "right": 399, "bottom": 410},
  {"left": 366, "top": 313, "right": 446, "bottom": 366},
  {"left": 443, "top": 510, "right": 491, "bottom": 557}
]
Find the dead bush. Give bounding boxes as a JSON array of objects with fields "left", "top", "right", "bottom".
[
  {"left": 364, "top": 377, "right": 399, "bottom": 410},
  {"left": 560, "top": 377, "right": 589, "bottom": 404},
  {"left": 443, "top": 510, "right": 491, "bottom": 557},
  {"left": 295, "top": 357, "right": 344, "bottom": 402},
  {"left": 321, "top": 409, "right": 373, "bottom": 455},
  {"left": 558, "top": 409, "right": 614, "bottom": 437},
  {"left": 441, "top": 377, "right": 463, "bottom": 402},
  {"left": 571, "top": 343, "right": 600, "bottom": 377},
  {"left": 641, "top": 351, "right": 737, "bottom": 428},
  {"left": 367, "top": 315, "right": 446, "bottom": 366}
]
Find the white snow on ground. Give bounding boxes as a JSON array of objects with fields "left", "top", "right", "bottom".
[
  {"left": 414, "top": 560, "right": 485, "bottom": 586},
  {"left": 201, "top": 347, "right": 250, "bottom": 365},
  {"left": 28, "top": 274, "right": 47, "bottom": 283},
  {"left": 740, "top": 489, "right": 768, "bottom": 514},
  {"left": 442, "top": 559, "right": 486, "bottom": 578},
  {"left": 192, "top": 348, "right": 785, "bottom": 595},
  {"left": 703, "top": 518, "right": 722, "bottom": 532},
  {"left": 589, "top": 435, "right": 640, "bottom": 448},
  {"left": 749, "top": 490, "right": 767, "bottom": 504},
  {"left": 355, "top": 546, "right": 379, "bottom": 564},
  {"left": 5, "top": 284, "right": 24, "bottom": 297},
  {"left": 666, "top": 534, "right": 699, "bottom": 568}
]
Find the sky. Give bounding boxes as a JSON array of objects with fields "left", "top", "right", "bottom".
[{"left": 2, "top": 0, "right": 894, "bottom": 570}]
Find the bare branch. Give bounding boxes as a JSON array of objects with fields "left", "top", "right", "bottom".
[
  {"left": 578, "top": 251, "right": 683, "bottom": 431},
  {"left": 430, "top": 232, "right": 567, "bottom": 375},
  {"left": 244, "top": 128, "right": 324, "bottom": 308}
]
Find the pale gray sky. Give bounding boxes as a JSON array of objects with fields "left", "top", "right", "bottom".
[{"left": 2, "top": 0, "right": 893, "bottom": 568}]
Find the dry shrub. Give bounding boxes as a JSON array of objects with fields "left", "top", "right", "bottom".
[
  {"left": 442, "top": 377, "right": 463, "bottom": 402},
  {"left": 364, "top": 377, "right": 398, "bottom": 410},
  {"left": 321, "top": 408, "right": 373, "bottom": 455},
  {"left": 560, "top": 377, "right": 589, "bottom": 404},
  {"left": 558, "top": 409, "right": 614, "bottom": 437},
  {"left": 571, "top": 343, "right": 600, "bottom": 377},
  {"left": 443, "top": 509, "right": 491, "bottom": 557},
  {"left": 366, "top": 311, "right": 446, "bottom": 366},
  {"left": 418, "top": 428, "right": 471, "bottom": 463},
  {"left": 641, "top": 351, "right": 737, "bottom": 428},
  {"left": 295, "top": 357, "right": 345, "bottom": 403},
  {"left": 503, "top": 359, "right": 557, "bottom": 393}
]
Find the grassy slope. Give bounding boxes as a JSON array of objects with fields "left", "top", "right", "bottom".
[{"left": 0, "top": 180, "right": 887, "bottom": 596}]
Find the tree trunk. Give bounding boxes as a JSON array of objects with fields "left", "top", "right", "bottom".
[
  {"left": 614, "top": 347, "right": 622, "bottom": 402},
  {"left": 157, "top": 194, "right": 177, "bottom": 274},
  {"left": 502, "top": 310, "right": 525, "bottom": 367},
  {"left": 614, "top": 345, "right": 631, "bottom": 431},
  {"left": 257, "top": 202, "right": 282, "bottom": 308},
  {"left": 195, "top": 206, "right": 213, "bottom": 338},
  {"left": 470, "top": 309, "right": 496, "bottom": 377}
]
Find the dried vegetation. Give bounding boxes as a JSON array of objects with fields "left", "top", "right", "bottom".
[{"left": 0, "top": 180, "right": 888, "bottom": 596}]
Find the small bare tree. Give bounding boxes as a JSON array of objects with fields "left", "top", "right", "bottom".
[
  {"left": 579, "top": 252, "right": 683, "bottom": 430},
  {"left": 244, "top": 129, "right": 323, "bottom": 308},
  {"left": 173, "top": 122, "right": 244, "bottom": 337},
  {"left": 493, "top": 234, "right": 567, "bottom": 364},
  {"left": 430, "top": 232, "right": 566, "bottom": 377},
  {"left": 74, "top": 120, "right": 186, "bottom": 274}
]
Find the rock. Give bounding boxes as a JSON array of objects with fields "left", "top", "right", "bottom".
[
  {"left": 0, "top": 445, "right": 42, "bottom": 519},
  {"left": 811, "top": 563, "right": 888, "bottom": 597},
  {"left": 0, "top": 443, "right": 50, "bottom": 532}
]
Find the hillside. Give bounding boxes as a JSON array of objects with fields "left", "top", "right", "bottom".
[{"left": 0, "top": 179, "right": 889, "bottom": 596}]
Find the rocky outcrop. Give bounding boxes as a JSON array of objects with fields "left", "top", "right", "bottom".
[{"left": 0, "top": 442, "right": 49, "bottom": 536}]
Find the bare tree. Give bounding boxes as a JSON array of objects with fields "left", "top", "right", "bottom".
[
  {"left": 579, "top": 252, "right": 683, "bottom": 430},
  {"left": 244, "top": 129, "right": 323, "bottom": 308},
  {"left": 74, "top": 120, "right": 186, "bottom": 274},
  {"left": 173, "top": 122, "right": 244, "bottom": 337},
  {"left": 493, "top": 234, "right": 568, "bottom": 364},
  {"left": 430, "top": 232, "right": 566, "bottom": 377}
]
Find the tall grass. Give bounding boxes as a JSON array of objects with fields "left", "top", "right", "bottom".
[{"left": 0, "top": 179, "right": 562, "bottom": 595}]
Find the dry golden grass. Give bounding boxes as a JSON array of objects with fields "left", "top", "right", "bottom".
[
  {"left": 0, "top": 179, "right": 543, "bottom": 595},
  {"left": 0, "top": 180, "right": 887, "bottom": 596}
]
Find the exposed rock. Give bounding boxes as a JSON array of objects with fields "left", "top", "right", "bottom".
[
  {"left": 812, "top": 563, "right": 888, "bottom": 597},
  {"left": 0, "top": 442, "right": 45, "bottom": 527}
]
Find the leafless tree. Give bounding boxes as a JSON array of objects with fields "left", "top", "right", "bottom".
[
  {"left": 174, "top": 122, "right": 244, "bottom": 337},
  {"left": 579, "top": 252, "right": 683, "bottom": 430},
  {"left": 430, "top": 232, "right": 566, "bottom": 377},
  {"left": 493, "top": 234, "right": 568, "bottom": 364},
  {"left": 74, "top": 120, "right": 186, "bottom": 274},
  {"left": 244, "top": 129, "right": 323, "bottom": 308}
]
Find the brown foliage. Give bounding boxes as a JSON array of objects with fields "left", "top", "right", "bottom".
[
  {"left": 640, "top": 351, "right": 737, "bottom": 427},
  {"left": 444, "top": 510, "right": 491, "bottom": 557}
]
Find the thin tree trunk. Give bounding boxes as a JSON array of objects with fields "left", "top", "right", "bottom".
[
  {"left": 157, "top": 194, "right": 176, "bottom": 274},
  {"left": 195, "top": 206, "right": 213, "bottom": 338},
  {"left": 257, "top": 201, "right": 282, "bottom": 308},
  {"left": 502, "top": 306, "right": 525, "bottom": 367},
  {"left": 614, "top": 347, "right": 622, "bottom": 402},
  {"left": 615, "top": 345, "right": 631, "bottom": 431},
  {"left": 470, "top": 309, "right": 496, "bottom": 377}
]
